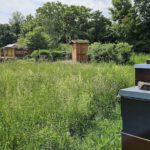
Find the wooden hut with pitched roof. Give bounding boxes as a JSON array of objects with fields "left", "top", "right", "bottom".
[{"left": 0, "top": 43, "right": 32, "bottom": 60}]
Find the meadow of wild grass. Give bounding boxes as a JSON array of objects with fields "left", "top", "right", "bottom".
[
  {"left": 131, "top": 53, "right": 150, "bottom": 64},
  {"left": 0, "top": 60, "right": 136, "bottom": 150}
]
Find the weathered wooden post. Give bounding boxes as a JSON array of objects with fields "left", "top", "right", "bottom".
[
  {"left": 71, "top": 40, "right": 89, "bottom": 63},
  {"left": 119, "top": 60, "right": 150, "bottom": 150}
]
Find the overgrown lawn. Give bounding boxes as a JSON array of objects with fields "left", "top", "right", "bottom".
[{"left": 0, "top": 61, "right": 134, "bottom": 150}]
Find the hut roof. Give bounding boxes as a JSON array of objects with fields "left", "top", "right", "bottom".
[
  {"left": 3, "top": 43, "right": 18, "bottom": 49},
  {"left": 71, "top": 40, "right": 89, "bottom": 44}
]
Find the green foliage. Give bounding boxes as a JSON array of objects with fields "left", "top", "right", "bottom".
[
  {"left": 131, "top": 53, "right": 150, "bottom": 64},
  {"left": 0, "top": 24, "right": 16, "bottom": 47},
  {"left": 9, "top": 11, "right": 25, "bottom": 38},
  {"left": 49, "top": 44, "right": 71, "bottom": 61},
  {"left": 57, "top": 44, "right": 71, "bottom": 52},
  {"left": 26, "top": 2, "right": 111, "bottom": 44},
  {"left": 36, "top": 2, "right": 65, "bottom": 46},
  {"left": 20, "top": 14, "right": 37, "bottom": 36},
  {"left": 131, "top": 0, "right": 150, "bottom": 53},
  {"left": 109, "top": 0, "right": 135, "bottom": 42},
  {"left": 88, "top": 42, "right": 132, "bottom": 64},
  {"left": 50, "top": 50, "right": 66, "bottom": 61},
  {"left": 55, "top": 44, "right": 72, "bottom": 60},
  {"left": 30, "top": 44, "right": 71, "bottom": 61},
  {"left": 25, "top": 27, "right": 50, "bottom": 50},
  {"left": 31, "top": 50, "right": 51, "bottom": 60},
  {"left": 17, "top": 36, "right": 25, "bottom": 49},
  {"left": 87, "top": 11, "right": 111, "bottom": 43},
  {"left": 3, "top": 1, "right": 150, "bottom": 54},
  {"left": 0, "top": 61, "right": 134, "bottom": 149},
  {"left": 109, "top": 0, "right": 150, "bottom": 53},
  {"left": 134, "top": 0, "right": 150, "bottom": 27},
  {"left": 31, "top": 49, "right": 66, "bottom": 61},
  {"left": 63, "top": 5, "right": 91, "bottom": 42},
  {"left": 110, "top": 0, "right": 132, "bottom": 23},
  {"left": 18, "top": 27, "right": 51, "bottom": 50},
  {"left": 133, "top": 40, "right": 150, "bottom": 53}
]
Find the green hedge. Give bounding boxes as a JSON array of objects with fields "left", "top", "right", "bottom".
[
  {"left": 51, "top": 50, "right": 66, "bottom": 61},
  {"left": 30, "top": 50, "right": 52, "bottom": 61},
  {"left": 55, "top": 44, "right": 72, "bottom": 60},
  {"left": 88, "top": 42, "right": 132, "bottom": 64},
  {"left": 30, "top": 44, "right": 72, "bottom": 61}
]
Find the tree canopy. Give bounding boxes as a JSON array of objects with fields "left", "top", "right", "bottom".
[
  {"left": 9, "top": 11, "right": 25, "bottom": 38},
  {"left": 109, "top": 0, "right": 150, "bottom": 52},
  {"left": 0, "top": 24, "right": 16, "bottom": 47},
  {"left": 35, "top": 2, "right": 111, "bottom": 44},
  {"left": 1, "top": 1, "right": 150, "bottom": 53},
  {"left": 18, "top": 26, "right": 50, "bottom": 50}
]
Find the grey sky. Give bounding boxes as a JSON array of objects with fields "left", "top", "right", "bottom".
[{"left": 0, "top": 0, "right": 112, "bottom": 23}]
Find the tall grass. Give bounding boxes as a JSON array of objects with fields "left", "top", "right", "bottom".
[
  {"left": 0, "top": 61, "right": 134, "bottom": 149},
  {"left": 131, "top": 53, "right": 150, "bottom": 64}
]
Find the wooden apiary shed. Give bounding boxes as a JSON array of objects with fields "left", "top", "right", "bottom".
[
  {"left": 0, "top": 43, "right": 16, "bottom": 58},
  {"left": 71, "top": 40, "right": 89, "bottom": 63},
  {"left": 0, "top": 43, "right": 33, "bottom": 60}
]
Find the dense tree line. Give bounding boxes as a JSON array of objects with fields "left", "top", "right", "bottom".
[
  {"left": 0, "top": 11, "right": 24, "bottom": 47},
  {"left": 0, "top": 1, "right": 150, "bottom": 52},
  {"left": 18, "top": 2, "right": 111, "bottom": 49},
  {"left": 0, "top": 24, "right": 16, "bottom": 47},
  {"left": 110, "top": 0, "right": 150, "bottom": 52}
]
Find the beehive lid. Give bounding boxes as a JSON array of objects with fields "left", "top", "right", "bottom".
[
  {"left": 134, "top": 64, "right": 150, "bottom": 69},
  {"left": 119, "top": 86, "right": 150, "bottom": 100}
]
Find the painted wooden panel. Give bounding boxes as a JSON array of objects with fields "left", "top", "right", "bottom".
[{"left": 6, "top": 48, "right": 15, "bottom": 57}]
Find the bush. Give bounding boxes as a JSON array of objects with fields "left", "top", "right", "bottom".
[
  {"left": 55, "top": 44, "right": 72, "bottom": 60},
  {"left": 30, "top": 44, "right": 72, "bottom": 61},
  {"left": 51, "top": 50, "right": 66, "bottom": 61},
  {"left": 57, "top": 44, "right": 71, "bottom": 52},
  {"left": 31, "top": 50, "right": 52, "bottom": 61},
  {"left": 88, "top": 42, "right": 132, "bottom": 64},
  {"left": 51, "top": 44, "right": 71, "bottom": 61}
]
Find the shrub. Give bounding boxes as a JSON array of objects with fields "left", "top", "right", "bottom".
[
  {"left": 30, "top": 44, "right": 72, "bottom": 61},
  {"left": 88, "top": 42, "right": 132, "bottom": 64},
  {"left": 31, "top": 50, "right": 52, "bottom": 61},
  {"left": 51, "top": 50, "right": 66, "bottom": 61},
  {"left": 49, "top": 44, "right": 71, "bottom": 61},
  {"left": 56, "top": 44, "right": 72, "bottom": 60},
  {"left": 57, "top": 44, "right": 71, "bottom": 52}
]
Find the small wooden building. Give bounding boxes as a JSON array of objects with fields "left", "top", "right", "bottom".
[
  {"left": 71, "top": 40, "right": 89, "bottom": 63},
  {"left": 0, "top": 43, "right": 32, "bottom": 60},
  {"left": 0, "top": 43, "right": 16, "bottom": 58}
]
